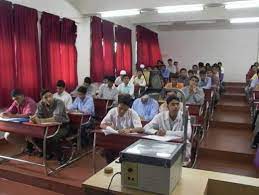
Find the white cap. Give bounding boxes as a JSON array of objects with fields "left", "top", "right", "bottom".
[
  {"left": 140, "top": 64, "right": 145, "bottom": 69},
  {"left": 120, "top": 70, "right": 126, "bottom": 75}
]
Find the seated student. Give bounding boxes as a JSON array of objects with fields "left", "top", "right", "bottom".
[
  {"left": 130, "top": 69, "right": 147, "bottom": 87},
  {"left": 178, "top": 68, "right": 189, "bottom": 86},
  {"left": 100, "top": 94, "right": 143, "bottom": 163},
  {"left": 117, "top": 75, "right": 134, "bottom": 97},
  {"left": 98, "top": 76, "right": 118, "bottom": 101},
  {"left": 0, "top": 89, "right": 37, "bottom": 150},
  {"left": 211, "top": 66, "right": 220, "bottom": 89},
  {"left": 182, "top": 76, "right": 205, "bottom": 105},
  {"left": 71, "top": 77, "right": 96, "bottom": 97},
  {"left": 132, "top": 94, "right": 159, "bottom": 121},
  {"left": 199, "top": 70, "right": 212, "bottom": 89},
  {"left": 115, "top": 70, "right": 127, "bottom": 86},
  {"left": 53, "top": 80, "right": 73, "bottom": 109},
  {"left": 205, "top": 63, "right": 211, "bottom": 70},
  {"left": 167, "top": 58, "right": 175, "bottom": 74},
  {"left": 68, "top": 86, "right": 95, "bottom": 116},
  {"left": 192, "top": 64, "right": 199, "bottom": 76},
  {"left": 144, "top": 94, "right": 192, "bottom": 161},
  {"left": 160, "top": 64, "right": 170, "bottom": 81},
  {"left": 247, "top": 65, "right": 257, "bottom": 82},
  {"left": 250, "top": 70, "right": 259, "bottom": 91},
  {"left": 30, "top": 89, "right": 70, "bottom": 164},
  {"left": 164, "top": 73, "right": 184, "bottom": 89},
  {"left": 188, "top": 70, "right": 194, "bottom": 78},
  {"left": 198, "top": 62, "right": 205, "bottom": 71}
]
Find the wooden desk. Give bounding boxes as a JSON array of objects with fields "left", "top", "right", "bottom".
[{"left": 83, "top": 161, "right": 259, "bottom": 195}]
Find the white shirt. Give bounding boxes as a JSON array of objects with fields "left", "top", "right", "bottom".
[
  {"left": 130, "top": 75, "right": 146, "bottom": 87},
  {"left": 117, "top": 83, "right": 134, "bottom": 97},
  {"left": 98, "top": 84, "right": 118, "bottom": 100},
  {"left": 53, "top": 91, "right": 72, "bottom": 109},
  {"left": 101, "top": 107, "right": 142, "bottom": 130}
]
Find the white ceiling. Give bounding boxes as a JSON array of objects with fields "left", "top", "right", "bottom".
[{"left": 65, "top": 0, "right": 259, "bottom": 30}]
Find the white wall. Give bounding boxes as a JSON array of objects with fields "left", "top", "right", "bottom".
[{"left": 159, "top": 28, "right": 259, "bottom": 82}]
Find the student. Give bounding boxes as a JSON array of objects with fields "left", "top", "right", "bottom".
[
  {"left": 30, "top": 89, "right": 70, "bottom": 164},
  {"left": 68, "top": 86, "right": 95, "bottom": 116},
  {"left": 117, "top": 75, "right": 134, "bottom": 97},
  {"left": 53, "top": 80, "right": 73, "bottom": 109},
  {"left": 211, "top": 66, "right": 220, "bottom": 89},
  {"left": 100, "top": 94, "right": 143, "bottom": 163},
  {"left": 167, "top": 59, "right": 179, "bottom": 73},
  {"left": 159, "top": 64, "right": 170, "bottom": 82},
  {"left": 71, "top": 77, "right": 96, "bottom": 96},
  {"left": 192, "top": 64, "right": 199, "bottom": 75},
  {"left": 98, "top": 76, "right": 118, "bottom": 101},
  {"left": 130, "top": 69, "right": 147, "bottom": 87},
  {"left": 250, "top": 70, "right": 259, "bottom": 91},
  {"left": 178, "top": 68, "right": 189, "bottom": 86},
  {"left": 182, "top": 76, "right": 204, "bottom": 105},
  {"left": 188, "top": 70, "right": 194, "bottom": 78},
  {"left": 156, "top": 60, "right": 164, "bottom": 66},
  {"left": 247, "top": 65, "right": 257, "bottom": 81},
  {"left": 164, "top": 73, "right": 184, "bottom": 89},
  {"left": 0, "top": 89, "right": 37, "bottom": 150},
  {"left": 205, "top": 63, "right": 211, "bottom": 70},
  {"left": 132, "top": 94, "right": 159, "bottom": 121},
  {"left": 144, "top": 94, "right": 192, "bottom": 161},
  {"left": 115, "top": 70, "right": 127, "bottom": 86},
  {"left": 199, "top": 70, "right": 212, "bottom": 89}
]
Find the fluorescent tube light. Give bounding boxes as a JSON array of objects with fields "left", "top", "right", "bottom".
[
  {"left": 225, "top": 0, "right": 259, "bottom": 9},
  {"left": 230, "top": 17, "right": 259, "bottom": 23},
  {"left": 185, "top": 20, "right": 217, "bottom": 25},
  {"left": 157, "top": 4, "right": 204, "bottom": 13},
  {"left": 100, "top": 9, "right": 140, "bottom": 18}
]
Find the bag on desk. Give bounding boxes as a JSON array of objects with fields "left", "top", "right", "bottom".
[{"left": 255, "top": 148, "right": 259, "bottom": 169}]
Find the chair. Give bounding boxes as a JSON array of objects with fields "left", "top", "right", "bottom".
[{"left": 94, "top": 98, "right": 113, "bottom": 123}]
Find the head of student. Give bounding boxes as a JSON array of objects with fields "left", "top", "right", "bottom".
[
  {"left": 168, "top": 58, "right": 173, "bottom": 66},
  {"left": 192, "top": 64, "right": 198, "bottom": 72},
  {"left": 122, "top": 75, "right": 130, "bottom": 85},
  {"left": 199, "top": 70, "right": 207, "bottom": 80},
  {"left": 174, "top": 61, "right": 178, "bottom": 66},
  {"left": 198, "top": 62, "right": 204, "bottom": 69},
  {"left": 117, "top": 94, "right": 132, "bottom": 117},
  {"left": 120, "top": 70, "right": 127, "bottom": 78},
  {"left": 180, "top": 68, "right": 187, "bottom": 78},
  {"left": 56, "top": 80, "right": 66, "bottom": 95},
  {"left": 254, "top": 62, "right": 259, "bottom": 67},
  {"left": 40, "top": 89, "right": 54, "bottom": 106},
  {"left": 77, "top": 86, "right": 87, "bottom": 100},
  {"left": 140, "top": 94, "right": 150, "bottom": 104},
  {"left": 157, "top": 60, "right": 164, "bottom": 66},
  {"left": 212, "top": 65, "right": 219, "bottom": 74},
  {"left": 169, "top": 73, "right": 179, "bottom": 86},
  {"left": 107, "top": 76, "right": 115, "bottom": 88},
  {"left": 166, "top": 94, "right": 180, "bottom": 115},
  {"left": 103, "top": 76, "right": 109, "bottom": 84},
  {"left": 188, "top": 70, "right": 194, "bottom": 78},
  {"left": 207, "top": 68, "right": 213, "bottom": 77},
  {"left": 83, "top": 77, "right": 91, "bottom": 87},
  {"left": 218, "top": 62, "right": 222, "bottom": 67},
  {"left": 137, "top": 69, "right": 143, "bottom": 78},
  {"left": 189, "top": 75, "right": 199, "bottom": 87},
  {"left": 11, "top": 89, "right": 25, "bottom": 105}
]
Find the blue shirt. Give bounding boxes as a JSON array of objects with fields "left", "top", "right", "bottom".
[
  {"left": 250, "top": 79, "right": 259, "bottom": 89},
  {"left": 199, "top": 77, "right": 212, "bottom": 89},
  {"left": 161, "top": 68, "right": 170, "bottom": 79},
  {"left": 132, "top": 98, "right": 159, "bottom": 121},
  {"left": 68, "top": 96, "right": 95, "bottom": 116}
]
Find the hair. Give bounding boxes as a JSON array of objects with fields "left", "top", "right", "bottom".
[
  {"left": 180, "top": 68, "right": 187, "bottom": 72},
  {"left": 199, "top": 70, "right": 206, "bottom": 75},
  {"left": 169, "top": 73, "right": 179, "bottom": 79},
  {"left": 198, "top": 62, "right": 204, "bottom": 67},
  {"left": 173, "top": 61, "right": 178, "bottom": 64},
  {"left": 136, "top": 68, "right": 142, "bottom": 72},
  {"left": 122, "top": 75, "right": 129, "bottom": 80},
  {"left": 251, "top": 65, "right": 256, "bottom": 69},
  {"left": 188, "top": 70, "right": 194, "bottom": 74},
  {"left": 77, "top": 86, "right": 87, "bottom": 94},
  {"left": 190, "top": 75, "right": 200, "bottom": 82},
  {"left": 257, "top": 69, "right": 259, "bottom": 75},
  {"left": 84, "top": 77, "right": 91, "bottom": 84},
  {"left": 40, "top": 89, "right": 50, "bottom": 98},
  {"left": 192, "top": 64, "right": 198, "bottom": 68},
  {"left": 118, "top": 94, "right": 132, "bottom": 107},
  {"left": 107, "top": 76, "right": 116, "bottom": 82},
  {"left": 166, "top": 94, "right": 180, "bottom": 105},
  {"left": 157, "top": 60, "right": 164, "bottom": 65},
  {"left": 11, "top": 89, "right": 23, "bottom": 97},
  {"left": 56, "top": 80, "right": 66, "bottom": 88},
  {"left": 168, "top": 58, "right": 173, "bottom": 62},
  {"left": 218, "top": 62, "right": 222, "bottom": 65}
]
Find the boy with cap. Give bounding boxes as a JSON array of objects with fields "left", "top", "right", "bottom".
[{"left": 115, "top": 70, "right": 127, "bottom": 86}]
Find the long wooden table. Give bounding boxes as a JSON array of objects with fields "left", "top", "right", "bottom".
[
  {"left": 83, "top": 160, "right": 259, "bottom": 195},
  {"left": 0, "top": 120, "right": 61, "bottom": 175}
]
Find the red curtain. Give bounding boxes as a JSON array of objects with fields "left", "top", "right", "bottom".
[
  {"left": 0, "top": 1, "right": 15, "bottom": 107},
  {"left": 14, "top": 4, "right": 41, "bottom": 101},
  {"left": 90, "top": 16, "right": 104, "bottom": 82},
  {"left": 115, "top": 25, "right": 132, "bottom": 76},
  {"left": 60, "top": 18, "right": 78, "bottom": 92},
  {"left": 102, "top": 20, "right": 115, "bottom": 76},
  {"left": 41, "top": 12, "right": 61, "bottom": 91},
  {"left": 136, "top": 25, "right": 162, "bottom": 67}
]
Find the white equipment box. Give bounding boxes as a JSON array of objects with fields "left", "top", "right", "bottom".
[{"left": 120, "top": 139, "right": 183, "bottom": 195}]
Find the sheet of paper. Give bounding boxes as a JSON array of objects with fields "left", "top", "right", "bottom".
[
  {"left": 142, "top": 135, "right": 180, "bottom": 142},
  {"left": 102, "top": 126, "right": 118, "bottom": 136},
  {"left": 0, "top": 117, "right": 29, "bottom": 123}
]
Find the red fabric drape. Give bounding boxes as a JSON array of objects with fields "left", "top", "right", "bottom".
[
  {"left": 41, "top": 12, "right": 61, "bottom": 91},
  {"left": 90, "top": 16, "right": 104, "bottom": 82},
  {"left": 115, "top": 25, "right": 132, "bottom": 76},
  {"left": 60, "top": 18, "right": 78, "bottom": 92},
  {"left": 136, "top": 25, "right": 162, "bottom": 67},
  {"left": 0, "top": 1, "right": 15, "bottom": 107},
  {"left": 14, "top": 4, "right": 41, "bottom": 101},
  {"left": 102, "top": 20, "right": 115, "bottom": 76}
]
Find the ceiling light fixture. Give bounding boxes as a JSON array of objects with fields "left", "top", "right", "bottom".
[
  {"left": 100, "top": 9, "right": 140, "bottom": 18},
  {"left": 230, "top": 17, "right": 259, "bottom": 23},
  {"left": 157, "top": 4, "right": 204, "bottom": 13},
  {"left": 225, "top": 0, "right": 259, "bottom": 9}
]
